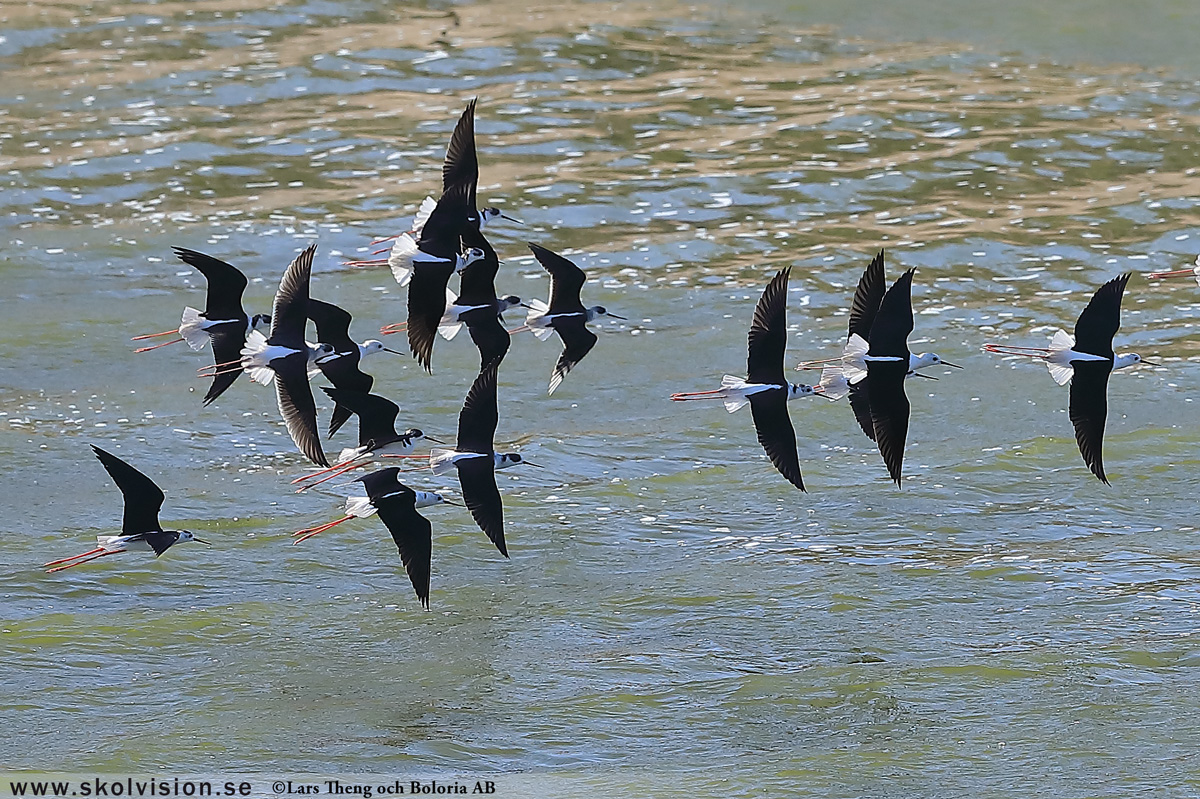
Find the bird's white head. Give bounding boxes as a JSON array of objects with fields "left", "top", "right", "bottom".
[
  {"left": 176, "top": 530, "right": 210, "bottom": 545},
  {"left": 1114, "top": 352, "right": 1157, "bottom": 370},
  {"left": 403, "top": 428, "right": 425, "bottom": 442},
  {"left": 414, "top": 490, "right": 447, "bottom": 508},
  {"left": 456, "top": 247, "right": 486, "bottom": 273},
  {"left": 500, "top": 295, "right": 522, "bottom": 311},
  {"left": 586, "top": 305, "right": 628, "bottom": 322},
  {"left": 913, "top": 352, "right": 963, "bottom": 371}
]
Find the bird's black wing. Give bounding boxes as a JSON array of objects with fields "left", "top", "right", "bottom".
[
  {"left": 529, "top": 243, "right": 587, "bottom": 313},
  {"left": 457, "top": 456, "right": 507, "bottom": 557},
  {"left": 457, "top": 358, "right": 500, "bottom": 452},
  {"left": 91, "top": 445, "right": 164, "bottom": 535},
  {"left": 847, "top": 377, "right": 877, "bottom": 442},
  {"left": 173, "top": 247, "right": 249, "bottom": 321},
  {"left": 867, "top": 363, "right": 910, "bottom": 486},
  {"left": 374, "top": 489, "right": 433, "bottom": 608},
  {"left": 270, "top": 243, "right": 317, "bottom": 350},
  {"left": 315, "top": 354, "right": 373, "bottom": 437},
  {"left": 307, "top": 298, "right": 355, "bottom": 351},
  {"left": 406, "top": 263, "right": 455, "bottom": 372},
  {"left": 443, "top": 98, "right": 479, "bottom": 210},
  {"left": 417, "top": 182, "right": 472, "bottom": 262},
  {"left": 748, "top": 390, "right": 805, "bottom": 491},
  {"left": 202, "top": 325, "right": 246, "bottom": 406},
  {"left": 848, "top": 249, "right": 886, "bottom": 342},
  {"left": 548, "top": 316, "right": 597, "bottom": 394},
  {"left": 463, "top": 311, "right": 511, "bottom": 369},
  {"left": 274, "top": 351, "right": 327, "bottom": 466},
  {"left": 1068, "top": 361, "right": 1113, "bottom": 484},
  {"left": 143, "top": 531, "right": 180, "bottom": 557},
  {"left": 868, "top": 268, "right": 915, "bottom": 359},
  {"left": 320, "top": 387, "right": 399, "bottom": 447},
  {"left": 746, "top": 268, "right": 790, "bottom": 386},
  {"left": 1073, "top": 273, "right": 1131, "bottom": 358}
]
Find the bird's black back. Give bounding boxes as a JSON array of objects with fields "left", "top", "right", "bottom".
[
  {"left": 848, "top": 249, "right": 886, "bottom": 342},
  {"left": 746, "top": 268, "right": 790, "bottom": 386},
  {"left": 529, "top": 243, "right": 586, "bottom": 313},
  {"left": 868, "top": 268, "right": 915, "bottom": 359},
  {"left": 1073, "top": 273, "right": 1131, "bottom": 358},
  {"left": 173, "top": 247, "right": 249, "bottom": 322},
  {"left": 269, "top": 243, "right": 317, "bottom": 350},
  {"left": 91, "top": 445, "right": 165, "bottom": 535},
  {"left": 416, "top": 182, "right": 472, "bottom": 262}
]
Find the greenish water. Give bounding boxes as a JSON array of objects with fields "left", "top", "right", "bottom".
[{"left": 3, "top": 1, "right": 1200, "bottom": 795}]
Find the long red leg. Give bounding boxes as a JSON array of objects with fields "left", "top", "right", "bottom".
[
  {"left": 295, "top": 460, "right": 369, "bottom": 492},
  {"left": 293, "top": 515, "right": 354, "bottom": 544},
  {"left": 43, "top": 547, "right": 104, "bottom": 568},
  {"left": 134, "top": 338, "right": 184, "bottom": 353},
  {"left": 46, "top": 550, "right": 119, "bottom": 573},
  {"left": 291, "top": 455, "right": 367, "bottom": 484},
  {"left": 131, "top": 328, "right": 180, "bottom": 340}
]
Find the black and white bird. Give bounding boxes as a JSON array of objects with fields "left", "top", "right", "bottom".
[
  {"left": 517, "top": 243, "right": 625, "bottom": 394},
  {"left": 131, "top": 248, "right": 271, "bottom": 405},
  {"left": 292, "top": 388, "right": 437, "bottom": 491},
  {"left": 983, "top": 273, "right": 1154, "bottom": 483},
  {"left": 356, "top": 468, "right": 447, "bottom": 608},
  {"left": 240, "top": 243, "right": 330, "bottom": 466},
  {"left": 429, "top": 358, "right": 531, "bottom": 557},
  {"left": 671, "top": 268, "right": 813, "bottom": 491},
  {"left": 307, "top": 298, "right": 401, "bottom": 437},
  {"left": 292, "top": 467, "right": 452, "bottom": 565},
  {"left": 794, "top": 251, "right": 961, "bottom": 443},
  {"left": 863, "top": 268, "right": 920, "bottom": 486},
  {"left": 43, "top": 445, "right": 209, "bottom": 573}
]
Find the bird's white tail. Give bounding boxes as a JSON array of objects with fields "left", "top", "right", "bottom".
[
  {"left": 388, "top": 234, "right": 418, "bottom": 286},
  {"left": 429, "top": 448, "right": 458, "bottom": 476},
  {"left": 719, "top": 375, "right": 750, "bottom": 413},
  {"left": 817, "top": 366, "right": 850, "bottom": 401},
  {"left": 344, "top": 495, "right": 374, "bottom": 518},
  {"left": 841, "top": 334, "right": 869, "bottom": 384},
  {"left": 438, "top": 288, "right": 464, "bottom": 340},
  {"left": 178, "top": 307, "right": 210, "bottom": 351},
  {"left": 240, "top": 329, "right": 276, "bottom": 385},
  {"left": 336, "top": 446, "right": 367, "bottom": 464},
  {"left": 524, "top": 299, "right": 556, "bottom": 341},
  {"left": 1046, "top": 329, "right": 1076, "bottom": 385}
]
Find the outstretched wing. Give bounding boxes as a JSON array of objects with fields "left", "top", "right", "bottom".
[
  {"left": 375, "top": 491, "right": 433, "bottom": 609},
  {"left": 848, "top": 249, "right": 886, "bottom": 342},
  {"left": 457, "top": 456, "right": 507, "bottom": 558},
  {"left": 1073, "top": 273, "right": 1130, "bottom": 358},
  {"left": 91, "top": 445, "right": 164, "bottom": 535},
  {"left": 748, "top": 390, "right": 805, "bottom": 491},
  {"left": 529, "top": 243, "right": 587, "bottom": 313},
  {"left": 547, "top": 317, "right": 597, "bottom": 395},
  {"left": 173, "top": 247, "right": 249, "bottom": 321},
  {"left": 867, "top": 363, "right": 909, "bottom": 486},
  {"left": 307, "top": 298, "right": 356, "bottom": 351},
  {"left": 746, "top": 268, "right": 790, "bottom": 386},
  {"left": 1068, "top": 361, "right": 1113, "bottom": 484},
  {"left": 203, "top": 325, "right": 246, "bottom": 406},
  {"left": 442, "top": 98, "right": 479, "bottom": 211},
  {"left": 275, "top": 352, "right": 327, "bottom": 466},
  {"left": 270, "top": 244, "right": 317, "bottom": 350}
]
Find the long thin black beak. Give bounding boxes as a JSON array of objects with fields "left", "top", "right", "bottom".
[
  {"left": 518, "top": 302, "right": 533, "bottom": 309},
  {"left": 442, "top": 499, "right": 462, "bottom": 506},
  {"left": 425, "top": 435, "right": 445, "bottom": 445},
  {"left": 912, "top": 372, "right": 940, "bottom": 380},
  {"left": 523, "top": 460, "right": 545, "bottom": 469},
  {"left": 500, "top": 213, "right": 524, "bottom": 225},
  {"left": 1142, "top": 359, "right": 1162, "bottom": 367},
  {"left": 383, "top": 348, "right": 405, "bottom": 355},
  {"left": 607, "top": 313, "right": 628, "bottom": 321},
  {"left": 193, "top": 537, "right": 211, "bottom": 546},
  {"left": 942, "top": 361, "right": 964, "bottom": 369}
]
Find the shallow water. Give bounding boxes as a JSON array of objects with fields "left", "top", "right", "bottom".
[{"left": 4, "top": 0, "right": 1200, "bottom": 795}]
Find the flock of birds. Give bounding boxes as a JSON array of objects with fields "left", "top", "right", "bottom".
[
  {"left": 46, "top": 100, "right": 623, "bottom": 607},
  {"left": 42, "top": 98, "right": 1197, "bottom": 608}
]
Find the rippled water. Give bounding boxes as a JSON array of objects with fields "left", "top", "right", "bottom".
[{"left": 5, "top": 0, "right": 1200, "bottom": 795}]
